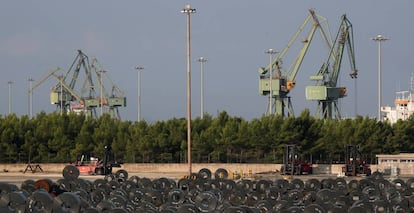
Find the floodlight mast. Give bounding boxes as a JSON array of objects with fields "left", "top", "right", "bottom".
[
  {"left": 135, "top": 66, "right": 144, "bottom": 122},
  {"left": 372, "top": 34, "right": 389, "bottom": 121},
  {"left": 197, "top": 57, "right": 207, "bottom": 119},
  {"left": 8, "top": 81, "right": 13, "bottom": 115},
  {"left": 181, "top": 4, "right": 196, "bottom": 176},
  {"left": 28, "top": 77, "right": 34, "bottom": 118}
]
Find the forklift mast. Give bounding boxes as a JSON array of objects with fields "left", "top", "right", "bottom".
[{"left": 343, "top": 145, "right": 371, "bottom": 176}]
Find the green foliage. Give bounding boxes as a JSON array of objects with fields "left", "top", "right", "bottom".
[{"left": 0, "top": 110, "right": 413, "bottom": 163}]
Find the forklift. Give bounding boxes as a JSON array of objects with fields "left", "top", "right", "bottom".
[
  {"left": 342, "top": 145, "right": 371, "bottom": 176},
  {"left": 74, "top": 145, "right": 122, "bottom": 175},
  {"left": 280, "top": 144, "right": 313, "bottom": 175}
]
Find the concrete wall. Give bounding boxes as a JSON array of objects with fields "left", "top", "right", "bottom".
[
  {"left": 374, "top": 163, "right": 414, "bottom": 176},
  {"left": 0, "top": 163, "right": 344, "bottom": 175}
]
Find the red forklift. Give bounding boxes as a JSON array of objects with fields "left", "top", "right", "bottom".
[
  {"left": 342, "top": 145, "right": 371, "bottom": 176},
  {"left": 280, "top": 144, "right": 313, "bottom": 175},
  {"left": 74, "top": 145, "right": 122, "bottom": 175}
]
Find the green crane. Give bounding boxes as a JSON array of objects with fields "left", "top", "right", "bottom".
[
  {"left": 305, "top": 14, "right": 357, "bottom": 119},
  {"left": 258, "top": 9, "right": 332, "bottom": 117},
  {"left": 30, "top": 50, "right": 126, "bottom": 119}
]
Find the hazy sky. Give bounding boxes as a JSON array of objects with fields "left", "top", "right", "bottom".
[{"left": 1, "top": 1, "right": 413, "bottom": 122}]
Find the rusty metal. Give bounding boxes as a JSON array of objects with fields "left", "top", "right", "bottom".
[{"left": 34, "top": 179, "right": 53, "bottom": 193}]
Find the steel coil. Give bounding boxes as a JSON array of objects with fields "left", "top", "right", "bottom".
[
  {"left": 115, "top": 169, "right": 129, "bottom": 183},
  {"left": 90, "top": 188, "right": 107, "bottom": 206},
  {"left": 34, "top": 179, "right": 54, "bottom": 193},
  {"left": 178, "top": 178, "right": 191, "bottom": 192},
  {"left": 177, "top": 203, "right": 198, "bottom": 213},
  {"left": 62, "top": 165, "right": 80, "bottom": 181},
  {"left": 215, "top": 168, "right": 229, "bottom": 180},
  {"left": 144, "top": 190, "right": 164, "bottom": 207},
  {"left": 96, "top": 200, "right": 114, "bottom": 212},
  {"left": 83, "top": 207, "right": 101, "bottom": 213},
  {"left": 52, "top": 192, "right": 81, "bottom": 213},
  {"left": 93, "top": 179, "right": 107, "bottom": 190},
  {"left": 108, "top": 208, "right": 130, "bottom": 213},
  {"left": 272, "top": 200, "right": 290, "bottom": 212},
  {"left": 305, "top": 179, "right": 321, "bottom": 192},
  {"left": 290, "top": 178, "right": 304, "bottom": 191},
  {"left": 28, "top": 190, "right": 54, "bottom": 213},
  {"left": 347, "top": 205, "right": 368, "bottom": 213},
  {"left": 195, "top": 191, "right": 218, "bottom": 212},
  {"left": 138, "top": 177, "right": 153, "bottom": 189},
  {"left": 108, "top": 194, "right": 127, "bottom": 208},
  {"left": 128, "top": 188, "right": 146, "bottom": 206},
  {"left": 0, "top": 191, "right": 27, "bottom": 213},
  {"left": 21, "top": 179, "right": 36, "bottom": 194},
  {"left": 75, "top": 178, "right": 93, "bottom": 193},
  {"left": 168, "top": 188, "right": 185, "bottom": 205},
  {"left": 392, "top": 178, "right": 407, "bottom": 191},
  {"left": 268, "top": 187, "right": 282, "bottom": 201},
  {"left": 303, "top": 203, "right": 326, "bottom": 213},
  {"left": 198, "top": 168, "right": 212, "bottom": 180},
  {"left": 227, "top": 190, "right": 245, "bottom": 206}
]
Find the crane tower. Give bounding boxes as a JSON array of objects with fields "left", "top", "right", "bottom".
[{"left": 258, "top": 9, "right": 333, "bottom": 117}]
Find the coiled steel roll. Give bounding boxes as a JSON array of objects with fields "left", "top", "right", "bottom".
[{"left": 4, "top": 167, "right": 414, "bottom": 212}]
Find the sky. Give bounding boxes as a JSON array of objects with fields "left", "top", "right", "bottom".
[{"left": 1, "top": 1, "right": 413, "bottom": 122}]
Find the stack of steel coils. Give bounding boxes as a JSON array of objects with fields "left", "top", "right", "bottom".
[{"left": 1, "top": 167, "right": 414, "bottom": 212}]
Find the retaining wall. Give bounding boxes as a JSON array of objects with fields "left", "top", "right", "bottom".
[{"left": 1, "top": 163, "right": 345, "bottom": 175}]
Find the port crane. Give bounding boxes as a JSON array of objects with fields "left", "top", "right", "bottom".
[
  {"left": 305, "top": 14, "right": 357, "bottom": 119},
  {"left": 258, "top": 9, "right": 333, "bottom": 117},
  {"left": 29, "top": 50, "right": 126, "bottom": 119}
]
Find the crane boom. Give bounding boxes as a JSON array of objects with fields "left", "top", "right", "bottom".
[{"left": 29, "top": 67, "right": 61, "bottom": 94}]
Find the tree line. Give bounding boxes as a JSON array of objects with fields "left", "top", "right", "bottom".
[{"left": 0, "top": 110, "right": 412, "bottom": 164}]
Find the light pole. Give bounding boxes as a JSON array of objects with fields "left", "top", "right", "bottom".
[
  {"left": 135, "top": 66, "right": 144, "bottom": 122},
  {"left": 197, "top": 57, "right": 207, "bottom": 119},
  {"left": 28, "top": 77, "right": 34, "bottom": 118},
  {"left": 7, "top": 81, "right": 13, "bottom": 115},
  {"left": 265, "top": 49, "right": 278, "bottom": 115},
  {"left": 372, "top": 34, "right": 389, "bottom": 121},
  {"left": 181, "top": 3, "right": 196, "bottom": 175},
  {"left": 99, "top": 70, "right": 106, "bottom": 116}
]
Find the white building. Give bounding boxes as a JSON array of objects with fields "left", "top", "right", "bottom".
[{"left": 381, "top": 74, "right": 414, "bottom": 124}]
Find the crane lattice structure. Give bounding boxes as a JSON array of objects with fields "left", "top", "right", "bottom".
[
  {"left": 29, "top": 50, "right": 126, "bottom": 119},
  {"left": 258, "top": 9, "right": 333, "bottom": 117},
  {"left": 305, "top": 14, "right": 357, "bottom": 120}
]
